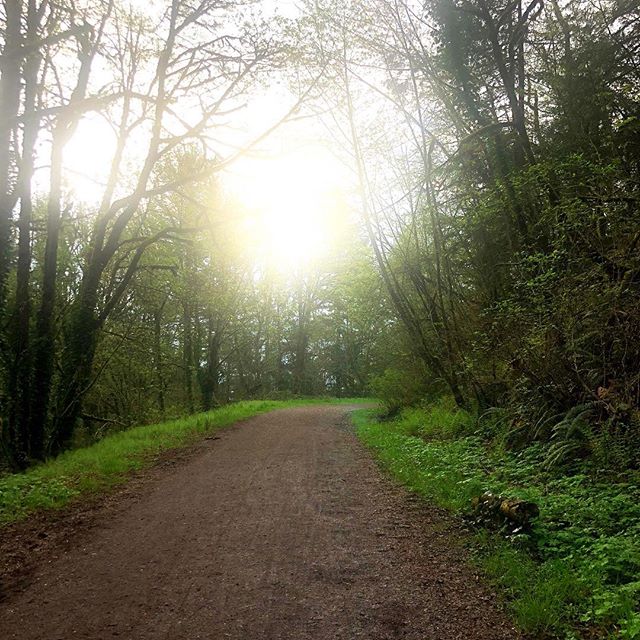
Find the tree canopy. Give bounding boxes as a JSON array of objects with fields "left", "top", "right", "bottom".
[{"left": 0, "top": 0, "right": 639, "bottom": 477}]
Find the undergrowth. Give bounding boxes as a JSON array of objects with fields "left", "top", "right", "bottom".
[
  {"left": 0, "top": 397, "right": 369, "bottom": 525},
  {"left": 353, "top": 403, "right": 640, "bottom": 639}
]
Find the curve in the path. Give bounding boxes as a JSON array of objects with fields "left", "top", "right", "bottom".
[{"left": 0, "top": 405, "right": 519, "bottom": 640}]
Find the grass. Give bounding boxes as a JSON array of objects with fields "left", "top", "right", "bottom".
[
  {"left": 0, "top": 397, "right": 371, "bottom": 526},
  {"left": 352, "top": 403, "right": 640, "bottom": 639}
]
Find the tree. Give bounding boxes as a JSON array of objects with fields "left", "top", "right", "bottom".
[{"left": 0, "top": 0, "right": 311, "bottom": 465}]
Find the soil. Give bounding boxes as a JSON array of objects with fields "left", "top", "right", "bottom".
[{"left": 0, "top": 405, "right": 519, "bottom": 639}]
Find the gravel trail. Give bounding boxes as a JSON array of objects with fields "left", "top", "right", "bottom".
[{"left": 0, "top": 405, "right": 518, "bottom": 640}]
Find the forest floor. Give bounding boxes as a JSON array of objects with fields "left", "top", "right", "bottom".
[{"left": 0, "top": 405, "right": 518, "bottom": 640}]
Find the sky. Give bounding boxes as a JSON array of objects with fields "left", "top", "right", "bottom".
[{"left": 58, "top": 0, "right": 355, "bottom": 272}]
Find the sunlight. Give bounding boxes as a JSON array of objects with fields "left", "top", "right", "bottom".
[
  {"left": 226, "top": 145, "right": 352, "bottom": 270},
  {"left": 59, "top": 88, "right": 355, "bottom": 272},
  {"left": 63, "top": 114, "right": 116, "bottom": 202}
]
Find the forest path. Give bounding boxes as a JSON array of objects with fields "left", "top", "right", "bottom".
[{"left": 0, "top": 405, "right": 518, "bottom": 640}]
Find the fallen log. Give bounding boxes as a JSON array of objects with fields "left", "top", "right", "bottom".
[{"left": 470, "top": 492, "right": 539, "bottom": 532}]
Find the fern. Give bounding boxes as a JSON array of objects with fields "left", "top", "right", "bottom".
[{"left": 544, "top": 403, "right": 596, "bottom": 469}]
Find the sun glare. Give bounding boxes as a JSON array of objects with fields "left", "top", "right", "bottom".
[
  {"left": 226, "top": 146, "right": 352, "bottom": 270},
  {"left": 60, "top": 99, "right": 354, "bottom": 274},
  {"left": 62, "top": 114, "right": 116, "bottom": 201}
]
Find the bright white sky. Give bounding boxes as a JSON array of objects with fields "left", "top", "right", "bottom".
[
  {"left": 63, "top": 91, "right": 354, "bottom": 271},
  {"left": 223, "top": 136, "right": 353, "bottom": 269},
  {"left": 59, "top": 0, "right": 356, "bottom": 272}
]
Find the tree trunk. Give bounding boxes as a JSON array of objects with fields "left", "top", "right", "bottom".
[
  {"left": 199, "top": 313, "right": 220, "bottom": 411},
  {"left": 29, "top": 132, "right": 66, "bottom": 451},
  {"left": 182, "top": 300, "right": 195, "bottom": 414},
  {"left": 9, "top": 5, "right": 43, "bottom": 460},
  {"left": 7, "top": 107, "right": 38, "bottom": 462},
  {"left": 153, "top": 301, "right": 166, "bottom": 416},
  {"left": 49, "top": 278, "right": 102, "bottom": 454},
  {"left": 0, "top": 0, "right": 22, "bottom": 299},
  {"left": 30, "top": 24, "right": 95, "bottom": 454},
  {"left": 292, "top": 286, "right": 309, "bottom": 395}
]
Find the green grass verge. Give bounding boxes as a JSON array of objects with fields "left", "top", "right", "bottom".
[
  {"left": 352, "top": 405, "right": 640, "bottom": 639},
  {"left": 0, "top": 397, "right": 371, "bottom": 526}
]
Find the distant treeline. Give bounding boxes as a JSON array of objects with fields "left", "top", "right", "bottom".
[{"left": 0, "top": 0, "right": 387, "bottom": 469}]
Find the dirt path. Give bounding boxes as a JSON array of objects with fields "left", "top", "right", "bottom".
[{"left": 0, "top": 405, "right": 518, "bottom": 640}]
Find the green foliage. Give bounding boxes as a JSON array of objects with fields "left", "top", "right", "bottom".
[
  {"left": 369, "top": 367, "right": 428, "bottom": 415},
  {"left": 544, "top": 404, "right": 596, "bottom": 469},
  {"left": 482, "top": 548, "right": 579, "bottom": 634},
  {"left": 396, "top": 399, "right": 475, "bottom": 440},
  {"left": 309, "top": 0, "right": 640, "bottom": 478},
  {"left": 0, "top": 476, "right": 80, "bottom": 521},
  {"left": 354, "top": 406, "right": 640, "bottom": 638}
]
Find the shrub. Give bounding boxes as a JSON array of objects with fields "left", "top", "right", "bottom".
[{"left": 368, "top": 367, "right": 426, "bottom": 415}]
